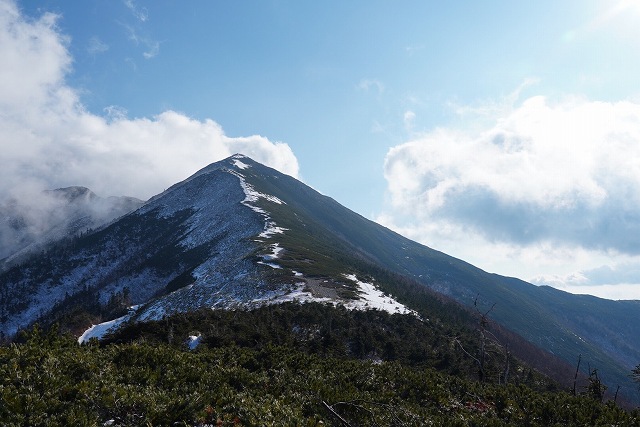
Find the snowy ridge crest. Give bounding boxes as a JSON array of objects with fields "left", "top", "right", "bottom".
[
  {"left": 226, "top": 168, "right": 288, "bottom": 241},
  {"left": 246, "top": 272, "right": 419, "bottom": 318}
]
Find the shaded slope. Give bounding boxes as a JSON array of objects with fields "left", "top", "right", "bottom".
[{"left": 0, "top": 167, "right": 269, "bottom": 336}]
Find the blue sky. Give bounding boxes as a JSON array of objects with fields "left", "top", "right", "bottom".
[{"left": 4, "top": 0, "right": 640, "bottom": 300}]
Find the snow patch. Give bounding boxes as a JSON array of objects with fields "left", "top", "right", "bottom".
[
  {"left": 248, "top": 271, "right": 419, "bottom": 318},
  {"left": 187, "top": 334, "right": 202, "bottom": 350},
  {"left": 225, "top": 169, "right": 289, "bottom": 245},
  {"left": 258, "top": 261, "right": 282, "bottom": 269},
  {"left": 234, "top": 172, "right": 285, "bottom": 206},
  {"left": 250, "top": 281, "right": 331, "bottom": 306},
  {"left": 77, "top": 305, "right": 146, "bottom": 343},
  {"left": 78, "top": 313, "right": 130, "bottom": 344},
  {"left": 257, "top": 243, "right": 284, "bottom": 269},
  {"left": 343, "top": 274, "right": 418, "bottom": 316},
  {"left": 232, "top": 159, "right": 250, "bottom": 170},
  {"left": 259, "top": 222, "right": 288, "bottom": 238}
]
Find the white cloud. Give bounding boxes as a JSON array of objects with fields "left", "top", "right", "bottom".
[
  {"left": 380, "top": 92, "right": 640, "bottom": 300},
  {"left": 142, "top": 40, "right": 160, "bottom": 59},
  {"left": 447, "top": 78, "right": 540, "bottom": 119},
  {"left": 403, "top": 110, "right": 415, "bottom": 132},
  {"left": 87, "top": 36, "right": 109, "bottom": 55},
  {"left": 532, "top": 260, "right": 640, "bottom": 294},
  {"left": 357, "top": 78, "right": 384, "bottom": 95},
  {"left": 0, "top": 1, "right": 299, "bottom": 201},
  {"left": 122, "top": 22, "right": 159, "bottom": 59},
  {"left": 123, "top": 0, "right": 148, "bottom": 22},
  {"left": 385, "top": 95, "right": 640, "bottom": 253}
]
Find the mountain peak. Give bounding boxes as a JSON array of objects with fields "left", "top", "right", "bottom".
[{"left": 45, "top": 186, "right": 98, "bottom": 203}]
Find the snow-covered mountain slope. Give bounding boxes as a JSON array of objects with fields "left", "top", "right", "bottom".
[
  {"left": 0, "top": 186, "right": 143, "bottom": 270},
  {"left": 0, "top": 155, "right": 411, "bottom": 338}
]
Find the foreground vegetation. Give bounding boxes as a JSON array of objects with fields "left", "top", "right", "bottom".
[{"left": 2, "top": 303, "right": 639, "bottom": 426}]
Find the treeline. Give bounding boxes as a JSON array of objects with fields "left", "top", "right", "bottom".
[
  {"left": 1, "top": 323, "right": 638, "bottom": 426},
  {"left": 105, "top": 302, "right": 553, "bottom": 390}
]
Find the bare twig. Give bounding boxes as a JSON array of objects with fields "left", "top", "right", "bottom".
[{"left": 322, "top": 400, "right": 352, "bottom": 427}]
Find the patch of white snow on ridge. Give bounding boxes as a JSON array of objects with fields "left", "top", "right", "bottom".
[
  {"left": 232, "top": 158, "right": 250, "bottom": 170},
  {"left": 260, "top": 222, "right": 287, "bottom": 238},
  {"left": 257, "top": 243, "right": 284, "bottom": 269},
  {"left": 225, "top": 168, "right": 291, "bottom": 269},
  {"left": 244, "top": 270, "right": 419, "bottom": 316},
  {"left": 78, "top": 313, "right": 130, "bottom": 344},
  {"left": 235, "top": 173, "right": 285, "bottom": 206},
  {"left": 250, "top": 281, "right": 331, "bottom": 306},
  {"left": 225, "top": 169, "right": 288, "bottom": 242},
  {"left": 77, "top": 304, "right": 147, "bottom": 343},
  {"left": 258, "top": 261, "right": 282, "bottom": 269},
  {"left": 343, "top": 274, "right": 418, "bottom": 316}
]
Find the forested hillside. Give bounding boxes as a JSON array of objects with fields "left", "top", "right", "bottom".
[{"left": 2, "top": 303, "right": 638, "bottom": 426}]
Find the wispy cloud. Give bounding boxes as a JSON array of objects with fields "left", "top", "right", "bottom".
[
  {"left": 404, "top": 44, "right": 424, "bottom": 56},
  {"left": 447, "top": 77, "right": 540, "bottom": 118},
  {"left": 121, "top": 22, "right": 160, "bottom": 60},
  {"left": 87, "top": 36, "right": 109, "bottom": 56},
  {"left": 103, "top": 105, "right": 128, "bottom": 122},
  {"left": 403, "top": 110, "right": 415, "bottom": 132},
  {"left": 142, "top": 40, "right": 160, "bottom": 59},
  {"left": 531, "top": 260, "right": 640, "bottom": 300},
  {"left": 357, "top": 78, "right": 385, "bottom": 95},
  {"left": 563, "top": 0, "right": 640, "bottom": 44},
  {"left": 123, "top": 0, "right": 148, "bottom": 22},
  {"left": 119, "top": 1, "right": 159, "bottom": 60},
  {"left": 534, "top": 262, "right": 640, "bottom": 288}
]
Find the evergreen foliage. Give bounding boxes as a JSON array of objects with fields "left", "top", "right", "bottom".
[
  {"left": 1, "top": 324, "right": 638, "bottom": 426},
  {"left": 105, "top": 302, "right": 553, "bottom": 390}
]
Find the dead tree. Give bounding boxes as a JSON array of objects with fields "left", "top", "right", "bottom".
[
  {"left": 572, "top": 355, "right": 581, "bottom": 396},
  {"left": 453, "top": 295, "right": 510, "bottom": 384}
]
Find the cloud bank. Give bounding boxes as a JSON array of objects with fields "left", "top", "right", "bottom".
[
  {"left": 0, "top": 1, "right": 299, "bottom": 201},
  {"left": 381, "top": 94, "right": 640, "bottom": 299}
]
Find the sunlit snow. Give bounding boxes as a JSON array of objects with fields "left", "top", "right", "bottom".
[
  {"left": 78, "top": 314, "right": 130, "bottom": 344},
  {"left": 343, "top": 274, "right": 417, "bottom": 316},
  {"left": 249, "top": 271, "right": 419, "bottom": 318},
  {"left": 232, "top": 159, "right": 250, "bottom": 170},
  {"left": 77, "top": 305, "right": 145, "bottom": 343},
  {"left": 257, "top": 243, "right": 284, "bottom": 269},
  {"left": 250, "top": 281, "right": 331, "bottom": 306},
  {"left": 259, "top": 222, "right": 287, "bottom": 238},
  {"left": 187, "top": 334, "right": 202, "bottom": 350}
]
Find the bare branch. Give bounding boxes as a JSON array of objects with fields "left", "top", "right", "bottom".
[{"left": 322, "top": 400, "right": 352, "bottom": 427}]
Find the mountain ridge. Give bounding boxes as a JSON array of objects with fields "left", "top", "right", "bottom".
[
  {"left": 1, "top": 153, "right": 639, "bottom": 404},
  {"left": 0, "top": 186, "right": 144, "bottom": 270}
]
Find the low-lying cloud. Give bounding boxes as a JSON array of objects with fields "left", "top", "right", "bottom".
[{"left": 0, "top": 1, "right": 299, "bottom": 202}]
